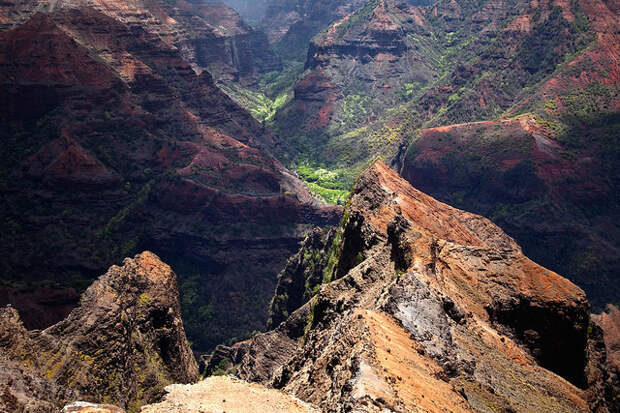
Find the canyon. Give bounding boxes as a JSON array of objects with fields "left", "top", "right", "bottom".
[
  {"left": 264, "top": 0, "right": 620, "bottom": 310},
  {"left": 203, "top": 162, "right": 619, "bottom": 412},
  {"left": 0, "top": 0, "right": 618, "bottom": 411},
  {"left": 0, "top": 2, "right": 339, "bottom": 352},
  {"left": 3, "top": 163, "right": 617, "bottom": 412}
]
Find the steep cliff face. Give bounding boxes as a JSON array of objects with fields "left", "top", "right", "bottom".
[
  {"left": 211, "top": 162, "right": 617, "bottom": 412},
  {"left": 272, "top": 0, "right": 597, "bottom": 164},
  {"left": 266, "top": 227, "right": 336, "bottom": 329},
  {"left": 259, "top": 0, "right": 367, "bottom": 60},
  {"left": 271, "top": 0, "right": 438, "bottom": 163},
  {"left": 0, "top": 252, "right": 198, "bottom": 412},
  {"left": 0, "top": 7, "right": 340, "bottom": 351},
  {"left": 268, "top": 0, "right": 619, "bottom": 309},
  {"left": 0, "top": 0, "right": 280, "bottom": 84},
  {"left": 398, "top": 0, "right": 620, "bottom": 309},
  {"left": 591, "top": 304, "right": 620, "bottom": 411}
]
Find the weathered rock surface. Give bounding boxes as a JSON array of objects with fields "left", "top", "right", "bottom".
[
  {"left": 270, "top": 0, "right": 619, "bottom": 311},
  {"left": 591, "top": 305, "right": 620, "bottom": 411},
  {"left": 594, "top": 305, "right": 620, "bottom": 374},
  {"left": 271, "top": 0, "right": 438, "bottom": 164},
  {"left": 0, "top": 252, "right": 198, "bottom": 412},
  {"left": 267, "top": 227, "right": 337, "bottom": 329},
  {"left": 214, "top": 162, "right": 617, "bottom": 412},
  {"left": 396, "top": 0, "right": 620, "bottom": 311},
  {"left": 141, "top": 376, "right": 319, "bottom": 413},
  {"left": 63, "top": 401, "right": 124, "bottom": 413}
]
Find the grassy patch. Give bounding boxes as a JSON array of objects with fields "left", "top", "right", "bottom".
[
  {"left": 296, "top": 163, "right": 350, "bottom": 205},
  {"left": 218, "top": 82, "right": 291, "bottom": 122}
]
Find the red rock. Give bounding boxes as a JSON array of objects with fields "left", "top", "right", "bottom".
[{"left": 214, "top": 162, "right": 615, "bottom": 411}]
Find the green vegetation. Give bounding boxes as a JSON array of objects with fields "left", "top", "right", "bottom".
[
  {"left": 218, "top": 81, "right": 291, "bottom": 122},
  {"left": 211, "top": 359, "right": 237, "bottom": 376},
  {"left": 296, "top": 163, "right": 350, "bottom": 205},
  {"left": 334, "top": 0, "right": 379, "bottom": 36},
  {"left": 100, "top": 180, "right": 154, "bottom": 237},
  {"left": 258, "top": 62, "right": 306, "bottom": 98},
  {"left": 321, "top": 204, "right": 350, "bottom": 283}
]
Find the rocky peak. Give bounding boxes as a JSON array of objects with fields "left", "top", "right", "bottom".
[
  {"left": 0, "top": 252, "right": 198, "bottom": 412},
  {"left": 212, "top": 162, "right": 616, "bottom": 412}
]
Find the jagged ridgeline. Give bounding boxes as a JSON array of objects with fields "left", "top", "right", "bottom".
[
  {"left": 0, "top": 0, "right": 618, "bottom": 410},
  {"left": 0, "top": 252, "right": 198, "bottom": 412},
  {"left": 1, "top": 164, "right": 618, "bottom": 412},
  {"left": 204, "top": 162, "right": 619, "bottom": 412},
  {"left": 243, "top": 0, "right": 620, "bottom": 310},
  {"left": 270, "top": 0, "right": 599, "bottom": 171}
]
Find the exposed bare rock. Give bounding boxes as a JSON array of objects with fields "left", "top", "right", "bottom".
[
  {"left": 63, "top": 401, "right": 124, "bottom": 413},
  {"left": 141, "top": 376, "right": 319, "bottom": 413},
  {"left": 217, "top": 162, "right": 615, "bottom": 412},
  {"left": 595, "top": 305, "right": 620, "bottom": 374},
  {"left": 267, "top": 227, "right": 336, "bottom": 329},
  {"left": 590, "top": 305, "right": 620, "bottom": 411},
  {"left": 273, "top": 0, "right": 438, "bottom": 152},
  {"left": 0, "top": 252, "right": 198, "bottom": 412}
]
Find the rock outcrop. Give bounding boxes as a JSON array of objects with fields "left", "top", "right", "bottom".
[
  {"left": 591, "top": 305, "right": 620, "bottom": 411},
  {"left": 267, "top": 227, "right": 337, "bottom": 329},
  {"left": 269, "top": 0, "right": 619, "bottom": 311},
  {"left": 141, "top": 376, "right": 319, "bottom": 413},
  {"left": 398, "top": 0, "right": 620, "bottom": 310},
  {"left": 271, "top": 0, "right": 438, "bottom": 162},
  {"left": 212, "top": 162, "right": 617, "bottom": 412},
  {"left": 0, "top": 252, "right": 198, "bottom": 412}
]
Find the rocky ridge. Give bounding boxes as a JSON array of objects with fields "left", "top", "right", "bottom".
[
  {"left": 269, "top": 0, "right": 619, "bottom": 309},
  {"left": 271, "top": 0, "right": 437, "bottom": 165},
  {"left": 0, "top": 251, "right": 198, "bottom": 412},
  {"left": 398, "top": 0, "right": 620, "bottom": 308},
  {"left": 207, "top": 162, "right": 618, "bottom": 412}
]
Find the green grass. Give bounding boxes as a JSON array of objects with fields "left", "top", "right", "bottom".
[
  {"left": 306, "top": 182, "right": 349, "bottom": 205},
  {"left": 296, "top": 163, "right": 350, "bottom": 205}
]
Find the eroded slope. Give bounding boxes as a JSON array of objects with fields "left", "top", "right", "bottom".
[
  {"left": 0, "top": 7, "right": 340, "bottom": 351},
  {"left": 210, "top": 162, "right": 617, "bottom": 412}
]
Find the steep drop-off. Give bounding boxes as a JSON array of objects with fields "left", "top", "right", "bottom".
[
  {"left": 0, "top": 0, "right": 280, "bottom": 84},
  {"left": 267, "top": 0, "right": 619, "bottom": 308},
  {"left": 398, "top": 0, "right": 620, "bottom": 309},
  {"left": 271, "top": 0, "right": 439, "bottom": 167},
  {"left": 206, "top": 162, "right": 618, "bottom": 412}
]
